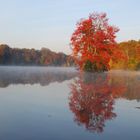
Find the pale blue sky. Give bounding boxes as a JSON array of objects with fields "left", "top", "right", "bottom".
[{"left": 0, "top": 0, "right": 140, "bottom": 54}]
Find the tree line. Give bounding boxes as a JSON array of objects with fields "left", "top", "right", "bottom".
[
  {"left": 0, "top": 44, "right": 74, "bottom": 66},
  {"left": 0, "top": 40, "right": 140, "bottom": 69}
]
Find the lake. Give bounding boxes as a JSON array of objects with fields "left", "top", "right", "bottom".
[{"left": 0, "top": 66, "right": 140, "bottom": 140}]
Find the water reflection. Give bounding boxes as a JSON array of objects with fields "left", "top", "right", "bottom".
[
  {"left": 69, "top": 72, "right": 127, "bottom": 133},
  {"left": 0, "top": 66, "right": 77, "bottom": 87},
  {"left": 109, "top": 71, "right": 140, "bottom": 101}
]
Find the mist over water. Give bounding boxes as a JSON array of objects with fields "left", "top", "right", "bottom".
[
  {"left": 0, "top": 66, "right": 140, "bottom": 140},
  {"left": 0, "top": 66, "right": 77, "bottom": 87}
]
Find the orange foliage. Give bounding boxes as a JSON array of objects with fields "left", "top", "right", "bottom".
[
  {"left": 136, "top": 45, "right": 140, "bottom": 60},
  {"left": 71, "top": 13, "right": 125, "bottom": 71}
]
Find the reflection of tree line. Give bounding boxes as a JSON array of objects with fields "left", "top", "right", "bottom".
[
  {"left": 0, "top": 67, "right": 77, "bottom": 87},
  {"left": 108, "top": 71, "right": 140, "bottom": 101},
  {"left": 69, "top": 71, "right": 140, "bottom": 133},
  {"left": 0, "top": 68, "right": 140, "bottom": 133}
]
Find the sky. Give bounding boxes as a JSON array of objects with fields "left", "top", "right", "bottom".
[{"left": 0, "top": 0, "right": 140, "bottom": 54}]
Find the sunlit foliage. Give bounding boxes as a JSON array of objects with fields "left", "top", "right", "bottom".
[
  {"left": 71, "top": 12, "right": 125, "bottom": 72},
  {"left": 111, "top": 40, "right": 140, "bottom": 70}
]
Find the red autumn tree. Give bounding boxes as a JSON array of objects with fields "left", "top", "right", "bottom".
[{"left": 71, "top": 12, "right": 125, "bottom": 72}]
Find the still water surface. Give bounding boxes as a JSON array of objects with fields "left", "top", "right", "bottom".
[{"left": 0, "top": 66, "right": 140, "bottom": 140}]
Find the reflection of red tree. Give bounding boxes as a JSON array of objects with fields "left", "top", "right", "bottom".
[{"left": 69, "top": 73, "right": 126, "bottom": 133}]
